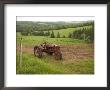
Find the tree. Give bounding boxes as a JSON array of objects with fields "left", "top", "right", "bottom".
[
  {"left": 50, "top": 31, "right": 55, "bottom": 38},
  {"left": 62, "top": 35, "right": 66, "bottom": 38},
  {"left": 81, "top": 33, "right": 86, "bottom": 40},
  {"left": 21, "top": 31, "right": 28, "bottom": 36},
  {"left": 68, "top": 33, "right": 72, "bottom": 38},
  {"left": 57, "top": 32, "right": 60, "bottom": 38},
  {"left": 47, "top": 30, "right": 50, "bottom": 36}
]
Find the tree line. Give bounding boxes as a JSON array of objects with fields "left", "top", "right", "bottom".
[
  {"left": 49, "top": 25, "right": 94, "bottom": 43},
  {"left": 68, "top": 25, "right": 94, "bottom": 42},
  {"left": 16, "top": 21, "right": 94, "bottom": 34}
]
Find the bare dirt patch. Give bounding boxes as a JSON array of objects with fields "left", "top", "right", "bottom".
[
  {"left": 60, "top": 44, "right": 94, "bottom": 61},
  {"left": 17, "top": 44, "right": 94, "bottom": 62}
]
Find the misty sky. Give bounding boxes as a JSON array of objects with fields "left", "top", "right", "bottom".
[{"left": 17, "top": 16, "right": 94, "bottom": 22}]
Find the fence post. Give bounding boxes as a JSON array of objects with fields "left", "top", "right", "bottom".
[{"left": 20, "top": 37, "right": 22, "bottom": 68}]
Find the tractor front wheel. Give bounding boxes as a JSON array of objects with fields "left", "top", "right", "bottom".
[{"left": 54, "top": 52, "right": 62, "bottom": 60}]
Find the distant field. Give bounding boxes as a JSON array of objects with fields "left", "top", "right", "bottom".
[
  {"left": 44, "top": 25, "right": 92, "bottom": 37},
  {"left": 17, "top": 35, "right": 86, "bottom": 46},
  {"left": 44, "top": 28, "right": 75, "bottom": 37}
]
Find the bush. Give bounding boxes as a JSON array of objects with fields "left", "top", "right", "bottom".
[
  {"left": 21, "top": 32, "right": 29, "bottom": 36},
  {"left": 62, "top": 35, "right": 66, "bottom": 38},
  {"left": 68, "top": 33, "right": 72, "bottom": 38},
  {"left": 57, "top": 32, "right": 60, "bottom": 38},
  {"left": 50, "top": 31, "right": 55, "bottom": 38}
]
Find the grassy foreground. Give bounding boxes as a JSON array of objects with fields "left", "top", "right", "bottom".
[{"left": 16, "top": 53, "right": 94, "bottom": 74}]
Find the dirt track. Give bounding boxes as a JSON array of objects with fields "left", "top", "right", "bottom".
[{"left": 17, "top": 44, "right": 94, "bottom": 61}]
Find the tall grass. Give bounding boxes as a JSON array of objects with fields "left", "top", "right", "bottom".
[{"left": 16, "top": 53, "right": 94, "bottom": 74}]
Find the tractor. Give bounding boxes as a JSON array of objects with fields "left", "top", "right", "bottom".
[{"left": 34, "top": 42, "right": 62, "bottom": 60}]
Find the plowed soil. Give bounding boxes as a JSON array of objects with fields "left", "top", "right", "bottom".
[{"left": 17, "top": 44, "right": 94, "bottom": 61}]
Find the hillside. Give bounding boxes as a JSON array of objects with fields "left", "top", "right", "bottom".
[{"left": 16, "top": 21, "right": 94, "bottom": 32}]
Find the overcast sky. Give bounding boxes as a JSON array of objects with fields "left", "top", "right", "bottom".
[{"left": 16, "top": 16, "right": 94, "bottom": 22}]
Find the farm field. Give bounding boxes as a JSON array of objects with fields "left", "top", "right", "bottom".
[
  {"left": 43, "top": 26, "right": 92, "bottom": 37},
  {"left": 16, "top": 35, "right": 94, "bottom": 74},
  {"left": 16, "top": 20, "right": 94, "bottom": 74}
]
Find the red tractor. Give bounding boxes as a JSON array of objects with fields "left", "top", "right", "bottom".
[{"left": 34, "top": 42, "right": 62, "bottom": 60}]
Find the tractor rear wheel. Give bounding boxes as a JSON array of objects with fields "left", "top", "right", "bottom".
[{"left": 34, "top": 47, "right": 43, "bottom": 58}]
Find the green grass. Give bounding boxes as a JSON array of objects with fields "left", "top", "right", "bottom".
[
  {"left": 17, "top": 36, "right": 86, "bottom": 46},
  {"left": 45, "top": 26, "right": 92, "bottom": 37},
  {"left": 16, "top": 53, "right": 94, "bottom": 74},
  {"left": 47, "top": 28, "right": 75, "bottom": 37}
]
